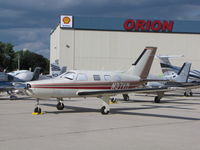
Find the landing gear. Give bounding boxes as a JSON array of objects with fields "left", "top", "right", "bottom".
[
  {"left": 184, "top": 91, "right": 193, "bottom": 97},
  {"left": 123, "top": 94, "right": 129, "bottom": 101},
  {"left": 154, "top": 96, "right": 161, "bottom": 103},
  {"left": 34, "top": 107, "right": 42, "bottom": 114},
  {"left": 154, "top": 92, "right": 163, "bottom": 103},
  {"left": 111, "top": 97, "right": 117, "bottom": 103},
  {"left": 100, "top": 106, "right": 110, "bottom": 114},
  {"left": 33, "top": 98, "right": 42, "bottom": 114},
  {"left": 10, "top": 95, "right": 17, "bottom": 100},
  {"left": 57, "top": 98, "right": 65, "bottom": 110},
  {"left": 100, "top": 96, "right": 110, "bottom": 115},
  {"left": 57, "top": 102, "right": 65, "bottom": 110}
]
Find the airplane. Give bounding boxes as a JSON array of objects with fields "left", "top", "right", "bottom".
[
  {"left": 0, "top": 67, "right": 41, "bottom": 99},
  {"left": 144, "top": 62, "right": 192, "bottom": 103},
  {"left": 117, "top": 62, "right": 194, "bottom": 103},
  {"left": 8, "top": 67, "right": 41, "bottom": 82},
  {"left": 25, "top": 47, "right": 165, "bottom": 115},
  {"left": 157, "top": 55, "right": 200, "bottom": 96}
]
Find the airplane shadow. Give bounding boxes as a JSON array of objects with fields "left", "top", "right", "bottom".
[{"left": 42, "top": 103, "right": 200, "bottom": 121}]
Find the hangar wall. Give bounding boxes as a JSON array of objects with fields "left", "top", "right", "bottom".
[{"left": 50, "top": 16, "right": 200, "bottom": 75}]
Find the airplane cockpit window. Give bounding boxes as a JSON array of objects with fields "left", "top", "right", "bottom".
[
  {"left": 93, "top": 75, "right": 101, "bottom": 81},
  {"left": 77, "top": 73, "right": 88, "bottom": 81},
  {"left": 59, "top": 72, "right": 75, "bottom": 80},
  {"left": 104, "top": 75, "right": 111, "bottom": 81}
]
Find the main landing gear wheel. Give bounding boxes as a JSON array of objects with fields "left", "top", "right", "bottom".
[
  {"left": 184, "top": 92, "right": 188, "bottom": 96},
  {"left": 10, "top": 95, "right": 17, "bottom": 100},
  {"left": 184, "top": 91, "right": 193, "bottom": 97},
  {"left": 34, "top": 107, "right": 42, "bottom": 114},
  {"left": 100, "top": 106, "right": 110, "bottom": 115},
  {"left": 111, "top": 97, "right": 117, "bottom": 103},
  {"left": 57, "top": 102, "right": 65, "bottom": 110},
  {"left": 123, "top": 94, "right": 129, "bottom": 101},
  {"left": 154, "top": 96, "right": 161, "bottom": 103}
]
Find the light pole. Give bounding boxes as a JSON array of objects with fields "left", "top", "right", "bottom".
[{"left": 17, "top": 53, "right": 20, "bottom": 70}]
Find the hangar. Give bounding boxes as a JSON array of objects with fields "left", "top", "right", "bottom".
[{"left": 50, "top": 15, "right": 200, "bottom": 74}]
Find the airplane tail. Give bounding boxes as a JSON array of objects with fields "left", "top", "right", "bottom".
[
  {"left": 60, "top": 66, "right": 67, "bottom": 75},
  {"left": 174, "top": 62, "right": 191, "bottom": 82},
  {"left": 51, "top": 63, "right": 67, "bottom": 77},
  {"left": 127, "top": 47, "right": 157, "bottom": 79},
  {"left": 31, "top": 67, "right": 41, "bottom": 81},
  {"left": 157, "top": 55, "right": 183, "bottom": 74}
]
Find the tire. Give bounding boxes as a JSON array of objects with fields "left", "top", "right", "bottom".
[
  {"left": 100, "top": 106, "right": 109, "bottom": 115},
  {"left": 123, "top": 94, "right": 129, "bottom": 101},
  {"left": 111, "top": 98, "right": 117, "bottom": 103},
  {"left": 57, "top": 102, "right": 64, "bottom": 110},
  {"left": 154, "top": 96, "right": 161, "bottom": 103},
  {"left": 184, "top": 92, "right": 187, "bottom": 96},
  {"left": 34, "top": 107, "right": 41, "bottom": 113},
  {"left": 10, "top": 95, "right": 17, "bottom": 100}
]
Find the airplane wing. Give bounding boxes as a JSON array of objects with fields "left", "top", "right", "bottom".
[
  {"left": 0, "top": 82, "right": 27, "bottom": 91},
  {"left": 77, "top": 82, "right": 200, "bottom": 97},
  {"left": 77, "top": 87, "right": 170, "bottom": 96}
]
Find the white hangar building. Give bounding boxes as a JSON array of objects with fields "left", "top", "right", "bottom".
[{"left": 50, "top": 15, "right": 200, "bottom": 74}]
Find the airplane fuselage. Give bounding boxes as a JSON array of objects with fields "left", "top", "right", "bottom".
[{"left": 26, "top": 70, "right": 143, "bottom": 99}]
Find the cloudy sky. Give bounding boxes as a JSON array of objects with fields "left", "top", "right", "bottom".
[{"left": 0, "top": 0, "right": 200, "bottom": 58}]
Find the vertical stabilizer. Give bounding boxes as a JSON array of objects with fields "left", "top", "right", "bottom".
[
  {"left": 31, "top": 67, "right": 41, "bottom": 81},
  {"left": 175, "top": 62, "right": 191, "bottom": 82},
  {"left": 127, "top": 47, "right": 157, "bottom": 79}
]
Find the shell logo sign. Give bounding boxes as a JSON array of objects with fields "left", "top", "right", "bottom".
[{"left": 60, "top": 15, "right": 73, "bottom": 28}]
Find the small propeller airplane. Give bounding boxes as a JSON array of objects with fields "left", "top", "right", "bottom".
[
  {"left": 143, "top": 62, "right": 192, "bottom": 103},
  {"left": 157, "top": 55, "right": 200, "bottom": 96},
  {"left": 0, "top": 67, "right": 41, "bottom": 99},
  {"left": 26, "top": 47, "right": 171, "bottom": 114}
]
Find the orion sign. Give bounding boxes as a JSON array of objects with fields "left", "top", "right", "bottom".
[{"left": 124, "top": 19, "right": 174, "bottom": 32}]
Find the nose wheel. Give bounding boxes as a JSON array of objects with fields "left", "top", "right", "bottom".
[
  {"left": 34, "top": 107, "right": 42, "bottom": 114},
  {"left": 33, "top": 98, "right": 43, "bottom": 114}
]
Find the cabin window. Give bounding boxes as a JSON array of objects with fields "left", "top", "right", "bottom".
[
  {"left": 77, "top": 73, "right": 88, "bottom": 81},
  {"left": 93, "top": 75, "right": 101, "bottom": 81},
  {"left": 104, "top": 75, "right": 111, "bottom": 81}
]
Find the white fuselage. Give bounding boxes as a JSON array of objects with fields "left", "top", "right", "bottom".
[{"left": 26, "top": 70, "right": 142, "bottom": 99}]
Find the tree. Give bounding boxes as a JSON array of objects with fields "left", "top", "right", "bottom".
[
  {"left": 14, "top": 50, "right": 50, "bottom": 74},
  {"left": 0, "top": 42, "right": 15, "bottom": 71},
  {"left": 0, "top": 41, "right": 49, "bottom": 74}
]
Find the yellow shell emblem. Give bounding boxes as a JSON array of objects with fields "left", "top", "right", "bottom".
[{"left": 63, "top": 17, "right": 71, "bottom": 24}]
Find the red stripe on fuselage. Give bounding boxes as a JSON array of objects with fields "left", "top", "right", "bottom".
[
  {"left": 30, "top": 81, "right": 143, "bottom": 90},
  {"left": 30, "top": 86, "right": 138, "bottom": 89}
]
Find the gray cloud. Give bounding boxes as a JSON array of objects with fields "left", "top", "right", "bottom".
[{"left": 0, "top": 0, "right": 200, "bottom": 58}]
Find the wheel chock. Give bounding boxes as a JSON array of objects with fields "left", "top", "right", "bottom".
[
  {"left": 32, "top": 112, "right": 44, "bottom": 115},
  {"left": 109, "top": 100, "right": 118, "bottom": 104}
]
